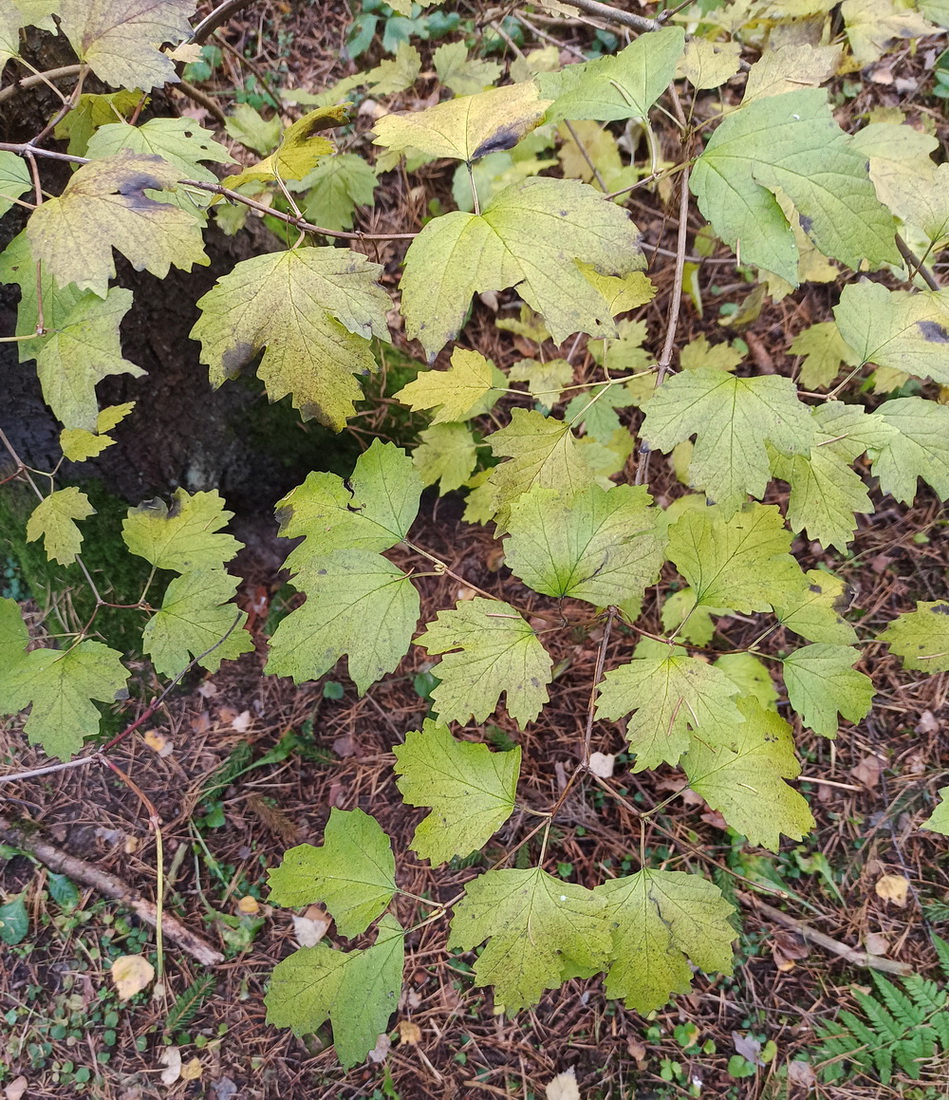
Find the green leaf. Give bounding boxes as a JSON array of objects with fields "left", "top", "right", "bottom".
[
  {"left": 504, "top": 483, "right": 664, "bottom": 618},
  {"left": 394, "top": 348, "right": 499, "bottom": 424},
  {"left": 433, "top": 40, "right": 502, "bottom": 96},
  {"left": 267, "top": 808, "right": 396, "bottom": 936},
  {"left": 0, "top": 597, "right": 129, "bottom": 760},
  {"left": 641, "top": 367, "right": 814, "bottom": 516},
  {"left": 773, "top": 568, "right": 858, "bottom": 645},
  {"left": 833, "top": 283, "right": 949, "bottom": 386},
  {"left": 448, "top": 868, "right": 610, "bottom": 1012},
  {"left": 299, "top": 153, "right": 378, "bottom": 233},
  {"left": 539, "top": 27, "right": 685, "bottom": 123},
  {"left": 53, "top": 90, "right": 142, "bottom": 156},
  {"left": 595, "top": 869, "right": 734, "bottom": 1013},
  {"left": 666, "top": 503, "right": 803, "bottom": 613},
  {"left": 266, "top": 549, "right": 419, "bottom": 694},
  {"left": 59, "top": 401, "right": 135, "bottom": 462},
  {"left": 25, "top": 488, "right": 95, "bottom": 566},
  {"left": 790, "top": 321, "right": 861, "bottom": 391},
  {"left": 714, "top": 652, "right": 779, "bottom": 711},
  {"left": 191, "top": 246, "right": 390, "bottom": 430},
  {"left": 372, "top": 81, "right": 549, "bottom": 163},
  {"left": 660, "top": 589, "right": 725, "bottom": 646},
  {"left": 31, "top": 288, "right": 142, "bottom": 432},
  {"left": 277, "top": 440, "right": 421, "bottom": 563},
  {"left": 393, "top": 719, "right": 520, "bottom": 865},
  {"left": 365, "top": 41, "right": 421, "bottom": 96},
  {"left": 679, "top": 334, "right": 741, "bottom": 373},
  {"left": 59, "top": 0, "right": 193, "bottom": 89},
  {"left": 921, "top": 788, "right": 949, "bottom": 836},
  {"left": 413, "top": 422, "right": 478, "bottom": 494},
  {"left": 595, "top": 649, "right": 744, "bottom": 771},
  {"left": 265, "top": 913, "right": 404, "bottom": 1068},
  {"left": 221, "top": 105, "right": 348, "bottom": 191},
  {"left": 691, "top": 89, "right": 897, "bottom": 283},
  {"left": 26, "top": 152, "right": 208, "bottom": 297},
  {"left": 880, "top": 601, "right": 949, "bottom": 673},
  {"left": 0, "top": 894, "right": 28, "bottom": 946},
  {"left": 0, "top": 230, "right": 84, "bottom": 350},
  {"left": 508, "top": 358, "right": 574, "bottom": 407},
  {"left": 142, "top": 569, "right": 253, "bottom": 678},
  {"left": 564, "top": 381, "right": 637, "bottom": 444},
  {"left": 481, "top": 409, "right": 594, "bottom": 532},
  {"left": 867, "top": 397, "right": 949, "bottom": 504},
  {"left": 782, "top": 643, "right": 874, "bottom": 737},
  {"left": 122, "top": 489, "right": 241, "bottom": 574},
  {"left": 223, "top": 103, "right": 282, "bottom": 155},
  {"left": 415, "top": 597, "right": 552, "bottom": 728},
  {"left": 0, "top": 150, "right": 30, "bottom": 216},
  {"left": 400, "top": 177, "right": 643, "bottom": 360},
  {"left": 683, "top": 697, "right": 814, "bottom": 849}
]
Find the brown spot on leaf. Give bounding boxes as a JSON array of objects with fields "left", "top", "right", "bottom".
[{"left": 917, "top": 320, "right": 949, "bottom": 343}]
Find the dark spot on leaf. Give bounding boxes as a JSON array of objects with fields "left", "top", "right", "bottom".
[
  {"left": 933, "top": 603, "right": 949, "bottom": 615},
  {"left": 471, "top": 125, "right": 524, "bottom": 161},
  {"left": 808, "top": 584, "right": 821, "bottom": 593},
  {"left": 560, "top": 210, "right": 568, "bottom": 217},
  {"left": 918, "top": 320, "right": 949, "bottom": 343},
  {"left": 799, "top": 214, "right": 814, "bottom": 236},
  {"left": 116, "top": 173, "right": 163, "bottom": 202},
  {"left": 318, "top": 569, "right": 327, "bottom": 576},
  {"left": 166, "top": 496, "right": 182, "bottom": 520},
  {"left": 221, "top": 341, "right": 256, "bottom": 379},
  {"left": 274, "top": 505, "right": 292, "bottom": 533}
]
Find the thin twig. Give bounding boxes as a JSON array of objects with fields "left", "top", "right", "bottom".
[
  {"left": 0, "top": 64, "right": 83, "bottom": 104},
  {"left": 558, "top": 0, "right": 661, "bottom": 33},
  {"left": 582, "top": 608, "right": 616, "bottom": 766},
  {"left": 895, "top": 232, "right": 941, "bottom": 292}
]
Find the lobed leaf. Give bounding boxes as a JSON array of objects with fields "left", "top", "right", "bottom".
[
  {"left": 122, "top": 488, "right": 241, "bottom": 573},
  {"left": 782, "top": 643, "right": 874, "bottom": 736},
  {"left": 25, "top": 487, "right": 95, "bottom": 566},
  {"left": 880, "top": 602, "right": 949, "bottom": 674}
]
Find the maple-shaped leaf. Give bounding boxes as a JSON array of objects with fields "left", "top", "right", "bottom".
[
  {"left": 400, "top": 176, "right": 643, "bottom": 360},
  {"left": 842, "top": 0, "right": 936, "bottom": 65},
  {"left": 595, "top": 870, "right": 735, "bottom": 1014},
  {"left": 773, "top": 568, "right": 858, "bottom": 645},
  {"left": 393, "top": 719, "right": 521, "bottom": 865},
  {"left": 448, "top": 868, "right": 610, "bottom": 1012},
  {"left": 0, "top": 598, "right": 128, "bottom": 760},
  {"left": 265, "top": 913, "right": 404, "bottom": 1068},
  {"left": 0, "top": 230, "right": 84, "bottom": 351},
  {"left": 660, "top": 589, "right": 725, "bottom": 647},
  {"left": 25, "top": 488, "right": 95, "bottom": 566},
  {"left": 191, "top": 246, "right": 390, "bottom": 430},
  {"left": 714, "top": 652, "right": 779, "bottom": 711},
  {"left": 59, "top": 401, "right": 135, "bottom": 463},
  {"left": 595, "top": 649, "right": 744, "bottom": 771},
  {"left": 221, "top": 105, "right": 348, "bottom": 191},
  {"left": 266, "top": 549, "right": 419, "bottom": 694},
  {"left": 85, "top": 118, "right": 230, "bottom": 203},
  {"left": 26, "top": 153, "right": 208, "bottom": 297},
  {"left": 122, "top": 488, "right": 240, "bottom": 572},
  {"left": 505, "top": 483, "right": 664, "bottom": 618},
  {"left": 364, "top": 41, "right": 421, "bottom": 96},
  {"left": 564, "top": 381, "right": 637, "bottom": 444},
  {"left": 414, "top": 422, "right": 478, "bottom": 494},
  {"left": 790, "top": 321, "right": 861, "bottom": 391},
  {"left": 866, "top": 397, "right": 949, "bottom": 504},
  {"left": 30, "top": 288, "right": 143, "bottom": 432},
  {"left": 782, "top": 643, "right": 874, "bottom": 737},
  {"left": 666, "top": 503, "right": 803, "bottom": 613},
  {"left": 394, "top": 348, "right": 501, "bottom": 424},
  {"left": 677, "top": 37, "right": 743, "bottom": 91},
  {"left": 850, "top": 120, "right": 940, "bottom": 223},
  {"left": 58, "top": 0, "right": 193, "bottom": 89},
  {"left": 481, "top": 409, "right": 593, "bottom": 532},
  {"left": 539, "top": 27, "right": 685, "bottom": 124},
  {"left": 277, "top": 440, "right": 421, "bottom": 568},
  {"left": 833, "top": 282, "right": 949, "bottom": 386},
  {"left": 921, "top": 788, "right": 949, "bottom": 836},
  {"left": 299, "top": 153, "right": 378, "bottom": 232},
  {"left": 641, "top": 366, "right": 813, "bottom": 516},
  {"left": 683, "top": 697, "right": 814, "bottom": 849},
  {"left": 142, "top": 569, "right": 253, "bottom": 678},
  {"left": 742, "top": 43, "right": 841, "bottom": 103},
  {"left": 53, "top": 89, "right": 141, "bottom": 155},
  {"left": 415, "top": 597, "right": 552, "bottom": 728},
  {"left": 372, "top": 81, "right": 549, "bottom": 163},
  {"left": 433, "top": 40, "right": 502, "bottom": 95},
  {"left": 508, "top": 358, "right": 574, "bottom": 407},
  {"left": 0, "top": 150, "right": 30, "bottom": 217},
  {"left": 880, "top": 601, "right": 949, "bottom": 674},
  {"left": 691, "top": 89, "right": 897, "bottom": 283},
  {"left": 267, "top": 808, "right": 396, "bottom": 936},
  {"left": 900, "top": 161, "right": 949, "bottom": 249}
]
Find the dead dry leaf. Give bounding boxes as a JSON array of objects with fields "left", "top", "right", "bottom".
[
  {"left": 787, "top": 1060, "right": 816, "bottom": 1086},
  {"left": 398, "top": 1020, "right": 422, "bottom": 1045},
  {"left": 588, "top": 752, "right": 615, "bottom": 778},
  {"left": 367, "top": 1033, "right": 391, "bottom": 1063},
  {"left": 546, "top": 1068, "right": 581, "bottom": 1100},
  {"left": 875, "top": 873, "right": 909, "bottom": 907},
  {"left": 180, "top": 1056, "right": 202, "bottom": 1081},
  {"left": 159, "top": 1045, "right": 182, "bottom": 1086},
  {"left": 111, "top": 954, "right": 155, "bottom": 1000},
  {"left": 865, "top": 931, "right": 889, "bottom": 955},
  {"left": 143, "top": 728, "right": 174, "bottom": 757},
  {"left": 851, "top": 755, "right": 882, "bottom": 787},
  {"left": 293, "top": 905, "right": 331, "bottom": 947},
  {"left": 231, "top": 709, "right": 252, "bottom": 733},
  {"left": 4, "top": 1077, "right": 28, "bottom": 1100}
]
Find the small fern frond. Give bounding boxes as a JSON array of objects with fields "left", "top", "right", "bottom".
[
  {"left": 164, "top": 973, "right": 217, "bottom": 1034},
  {"left": 932, "top": 933, "right": 949, "bottom": 983},
  {"left": 869, "top": 971, "right": 926, "bottom": 1029}
]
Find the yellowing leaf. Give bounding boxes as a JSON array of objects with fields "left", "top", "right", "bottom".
[
  {"left": 782, "top": 643, "right": 874, "bottom": 737},
  {"left": 433, "top": 40, "right": 501, "bottom": 95},
  {"left": 401, "top": 177, "right": 643, "bottom": 359},
  {"left": 742, "top": 44, "right": 841, "bottom": 103},
  {"left": 789, "top": 321, "right": 860, "bottom": 390},
  {"left": 364, "top": 41, "right": 421, "bottom": 96},
  {"left": 110, "top": 953, "right": 154, "bottom": 1000},
  {"left": 0, "top": 230, "right": 84, "bottom": 349},
  {"left": 59, "top": 401, "right": 135, "bottom": 462},
  {"left": 679, "top": 334, "right": 741, "bottom": 373},
  {"left": 53, "top": 90, "right": 142, "bottom": 156},
  {"left": 677, "top": 38, "right": 742, "bottom": 90},
  {"left": 26, "top": 153, "right": 208, "bottom": 297},
  {"left": 191, "top": 247, "right": 390, "bottom": 430},
  {"left": 59, "top": 0, "right": 194, "bottom": 89},
  {"left": 880, "top": 601, "right": 949, "bottom": 673},
  {"left": 850, "top": 121, "right": 939, "bottom": 221},
  {"left": 372, "top": 81, "right": 549, "bottom": 163},
  {"left": 393, "top": 719, "right": 520, "bottom": 865},
  {"left": 416, "top": 597, "right": 552, "bottom": 728},
  {"left": 26, "top": 488, "right": 95, "bottom": 566},
  {"left": 394, "top": 348, "right": 499, "bottom": 424},
  {"left": 0, "top": 150, "right": 30, "bottom": 216},
  {"left": 683, "top": 697, "right": 815, "bottom": 849},
  {"left": 921, "top": 788, "right": 949, "bottom": 836},
  {"left": 842, "top": 0, "right": 936, "bottom": 65},
  {"left": 714, "top": 652, "right": 779, "bottom": 711},
  {"left": 874, "top": 873, "right": 909, "bottom": 907},
  {"left": 122, "top": 488, "right": 241, "bottom": 573},
  {"left": 413, "top": 422, "right": 478, "bottom": 494},
  {"left": 691, "top": 89, "right": 897, "bottom": 284},
  {"left": 180, "top": 1057, "right": 202, "bottom": 1082},
  {"left": 508, "top": 358, "right": 574, "bottom": 406},
  {"left": 221, "top": 105, "right": 348, "bottom": 191},
  {"left": 773, "top": 568, "right": 858, "bottom": 645},
  {"left": 575, "top": 263, "right": 655, "bottom": 315}
]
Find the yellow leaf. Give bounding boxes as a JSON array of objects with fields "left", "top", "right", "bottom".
[
  {"left": 143, "top": 728, "right": 173, "bottom": 757},
  {"left": 398, "top": 1020, "right": 421, "bottom": 1045},
  {"left": 237, "top": 895, "right": 260, "bottom": 915},
  {"left": 180, "top": 1057, "right": 202, "bottom": 1081},
  {"left": 111, "top": 954, "right": 155, "bottom": 1000},
  {"left": 546, "top": 1068, "right": 581, "bottom": 1100},
  {"left": 874, "top": 873, "right": 909, "bottom": 907}
]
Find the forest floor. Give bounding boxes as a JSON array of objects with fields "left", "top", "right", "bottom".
[{"left": 2, "top": 1, "right": 949, "bottom": 1099}]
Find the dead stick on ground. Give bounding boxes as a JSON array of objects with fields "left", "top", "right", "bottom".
[
  {"left": 738, "top": 890, "right": 913, "bottom": 977},
  {"left": 0, "top": 814, "right": 224, "bottom": 966}
]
